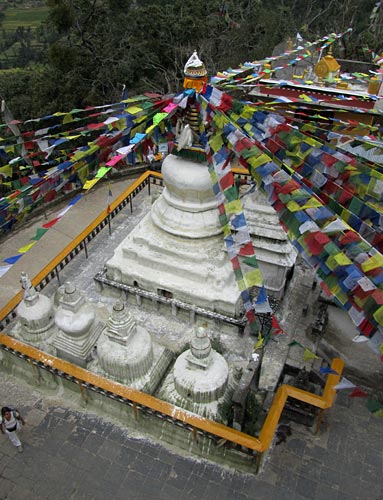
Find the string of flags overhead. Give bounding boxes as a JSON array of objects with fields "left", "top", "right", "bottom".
[{"left": 1, "top": 30, "right": 383, "bottom": 361}]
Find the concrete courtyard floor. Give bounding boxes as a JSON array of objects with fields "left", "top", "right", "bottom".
[
  {"left": 0, "top": 175, "right": 382, "bottom": 499},
  {"left": 0, "top": 372, "right": 382, "bottom": 500}
]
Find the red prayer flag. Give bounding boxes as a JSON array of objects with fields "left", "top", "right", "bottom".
[
  {"left": 348, "top": 387, "right": 368, "bottom": 398},
  {"left": 219, "top": 171, "right": 234, "bottom": 190},
  {"left": 237, "top": 241, "right": 254, "bottom": 256},
  {"left": 43, "top": 217, "right": 60, "bottom": 228},
  {"left": 271, "top": 315, "right": 285, "bottom": 334}
]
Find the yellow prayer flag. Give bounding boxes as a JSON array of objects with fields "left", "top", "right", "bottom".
[
  {"left": 303, "top": 137, "right": 320, "bottom": 147},
  {"left": 77, "top": 164, "right": 89, "bottom": 185},
  {"left": 254, "top": 333, "right": 264, "bottom": 350},
  {"left": 0, "top": 164, "right": 12, "bottom": 178},
  {"left": 244, "top": 123, "right": 253, "bottom": 134},
  {"left": 126, "top": 106, "right": 142, "bottom": 115},
  {"left": 209, "top": 133, "right": 224, "bottom": 152},
  {"left": 361, "top": 252, "right": 383, "bottom": 272},
  {"left": 333, "top": 253, "right": 352, "bottom": 266},
  {"left": 237, "top": 278, "right": 247, "bottom": 291},
  {"left": 224, "top": 199, "right": 242, "bottom": 214},
  {"left": 18, "top": 242, "right": 37, "bottom": 253},
  {"left": 301, "top": 197, "right": 322, "bottom": 209},
  {"left": 298, "top": 94, "right": 313, "bottom": 102},
  {"left": 373, "top": 305, "right": 383, "bottom": 326},
  {"left": 303, "top": 348, "right": 319, "bottom": 361},
  {"left": 286, "top": 200, "right": 302, "bottom": 212},
  {"left": 223, "top": 224, "right": 231, "bottom": 237},
  {"left": 249, "top": 153, "right": 270, "bottom": 169},
  {"left": 241, "top": 106, "right": 256, "bottom": 119},
  {"left": 82, "top": 178, "right": 99, "bottom": 190},
  {"left": 210, "top": 170, "right": 218, "bottom": 184},
  {"left": 63, "top": 113, "right": 74, "bottom": 124},
  {"left": 214, "top": 114, "right": 229, "bottom": 129},
  {"left": 114, "top": 118, "right": 127, "bottom": 131},
  {"left": 145, "top": 124, "right": 157, "bottom": 134},
  {"left": 245, "top": 269, "right": 262, "bottom": 288}
]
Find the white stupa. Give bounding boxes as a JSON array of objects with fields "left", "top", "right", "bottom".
[
  {"left": 105, "top": 154, "right": 243, "bottom": 317},
  {"left": 158, "top": 326, "right": 235, "bottom": 421},
  {"left": 14, "top": 272, "right": 57, "bottom": 352},
  {"left": 97, "top": 301, "right": 154, "bottom": 387},
  {"left": 242, "top": 187, "right": 297, "bottom": 298},
  {"left": 53, "top": 282, "right": 103, "bottom": 367}
]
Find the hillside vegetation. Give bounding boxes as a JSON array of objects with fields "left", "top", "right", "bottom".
[{"left": 0, "top": 0, "right": 382, "bottom": 119}]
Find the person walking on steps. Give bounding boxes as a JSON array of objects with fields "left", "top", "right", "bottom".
[{"left": 1, "top": 406, "right": 25, "bottom": 452}]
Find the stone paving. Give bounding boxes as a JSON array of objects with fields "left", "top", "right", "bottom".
[{"left": 0, "top": 374, "right": 382, "bottom": 500}]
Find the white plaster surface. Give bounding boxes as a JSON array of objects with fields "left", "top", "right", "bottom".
[
  {"left": 106, "top": 155, "right": 243, "bottom": 316},
  {"left": 97, "top": 325, "right": 154, "bottom": 383},
  {"left": 173, "top": 349, "right": 229, "bottom": 400}
]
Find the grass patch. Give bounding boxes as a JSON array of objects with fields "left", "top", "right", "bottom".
[{"left": 2, "top": 6, "right": 49, "bottom": 29}]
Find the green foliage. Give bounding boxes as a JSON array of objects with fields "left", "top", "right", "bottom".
[
  {"left": 0, "top": 0, "right": 382, "bottom": 119},
  {"left": 217, "top": 398, "right": 234, "bottom": 426},
  {"left": 242, "top": 391, "right": 264, "bottom": 436}
]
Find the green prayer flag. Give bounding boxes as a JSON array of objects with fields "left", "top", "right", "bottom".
[
  {"left": 95, "top": 166, "right": 111, "bottom": 179},
  {"left": 366, "top": 398, "right": 382, "bottom": 413},
  {"left": 31, "top": 228, "right": 48, "bottom": 241},
  {"left": 288, "top": 340, "right": 305, "bottom": 348},
  {"left": 223, "top": 185, "right": 238, "bottom": 203}
]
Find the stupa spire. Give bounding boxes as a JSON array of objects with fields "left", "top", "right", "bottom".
[{"left": 183, "top": 50, "right": 207, "bottom": 92}]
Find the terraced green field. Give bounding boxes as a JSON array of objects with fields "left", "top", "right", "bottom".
[{"left": 2, "top": 5, "right": 49, "bottom": 29}]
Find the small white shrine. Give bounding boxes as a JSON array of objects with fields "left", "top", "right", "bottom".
[
  {"left": 13, "top": 272, "right": 57, "bottom": 353},
  {"left": 97, "top": 301, "right": 154, "bottom": 385},
  {"left": 242, "top": 187, "right": 297, "bottom": 299},
  {"left": 53, "top": 282, "right": 103, "bottom": 367},
  {"left": 158, "top": 326, "right": 236, "bottom": 422}
]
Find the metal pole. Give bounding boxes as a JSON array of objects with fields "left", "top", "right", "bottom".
[
  {"left": 79, "top": 383, "right": 88, "bottom": 403},
  {"left": 133, "top": 402, "right": 138, "bottom": 421},
  {"left": 84, "top": 240, "right": 89, "bottom": 259}
]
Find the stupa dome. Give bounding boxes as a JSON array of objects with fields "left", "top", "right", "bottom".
[
  {"left": 173, "top": 327, "right": 229, "bottom": 404},
  {"left": 16, "top": 272, "right": 55, "bottom": 341},
  {"left": 97, "top": 302, "right": 154, "bottom": 385},
  {"left": 151, "top": 154, "right": 222, "bottom": 238},
  {"left": 55, "top": 282, "right": 96, "bottom": 338}
]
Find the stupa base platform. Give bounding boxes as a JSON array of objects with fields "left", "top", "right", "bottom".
[{"left": 95, "top": 270, "right": 246, "bottom": 334}]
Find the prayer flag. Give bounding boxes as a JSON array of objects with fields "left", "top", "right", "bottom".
[
  {"left": 348, "top": 387, "right": 368, "bottom": 398},
  {"left": 303, "top": 348, "right": 319, "bottom": 361},
  {"left": 4, "top": 254, "right": 22, "bottom": 265},
  {"left": 334, "top": 377, "right": 356, "bottom": 390},
  {"left": 319, "top": 366, "right": 339, "bottom": 375},
  {"left": 254, "top": 332, "right": 264, "bottom": 350},
  {"left": 272, "top": 315, "right": 286, "bottom": 335},
  {"left": 107, "top": 181, "right": 113, "bottom": 215},
  {"left": 18, "top": 242, "right": 37, "bottom": 253},
  {"left": 43, "top": 218, "right": 60, "bottom": 228},
  {"left": 31, "top": 228, "right": 48, "bottom": 241},
  {"left": 288, "top": 340, "right": 305, "bottom": 348},
  {"left": 0, "top": 264, "right": 12, "bottom": 277},
  {"left": 253, "top": 285, "right": 272, "bottom": 314}
]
